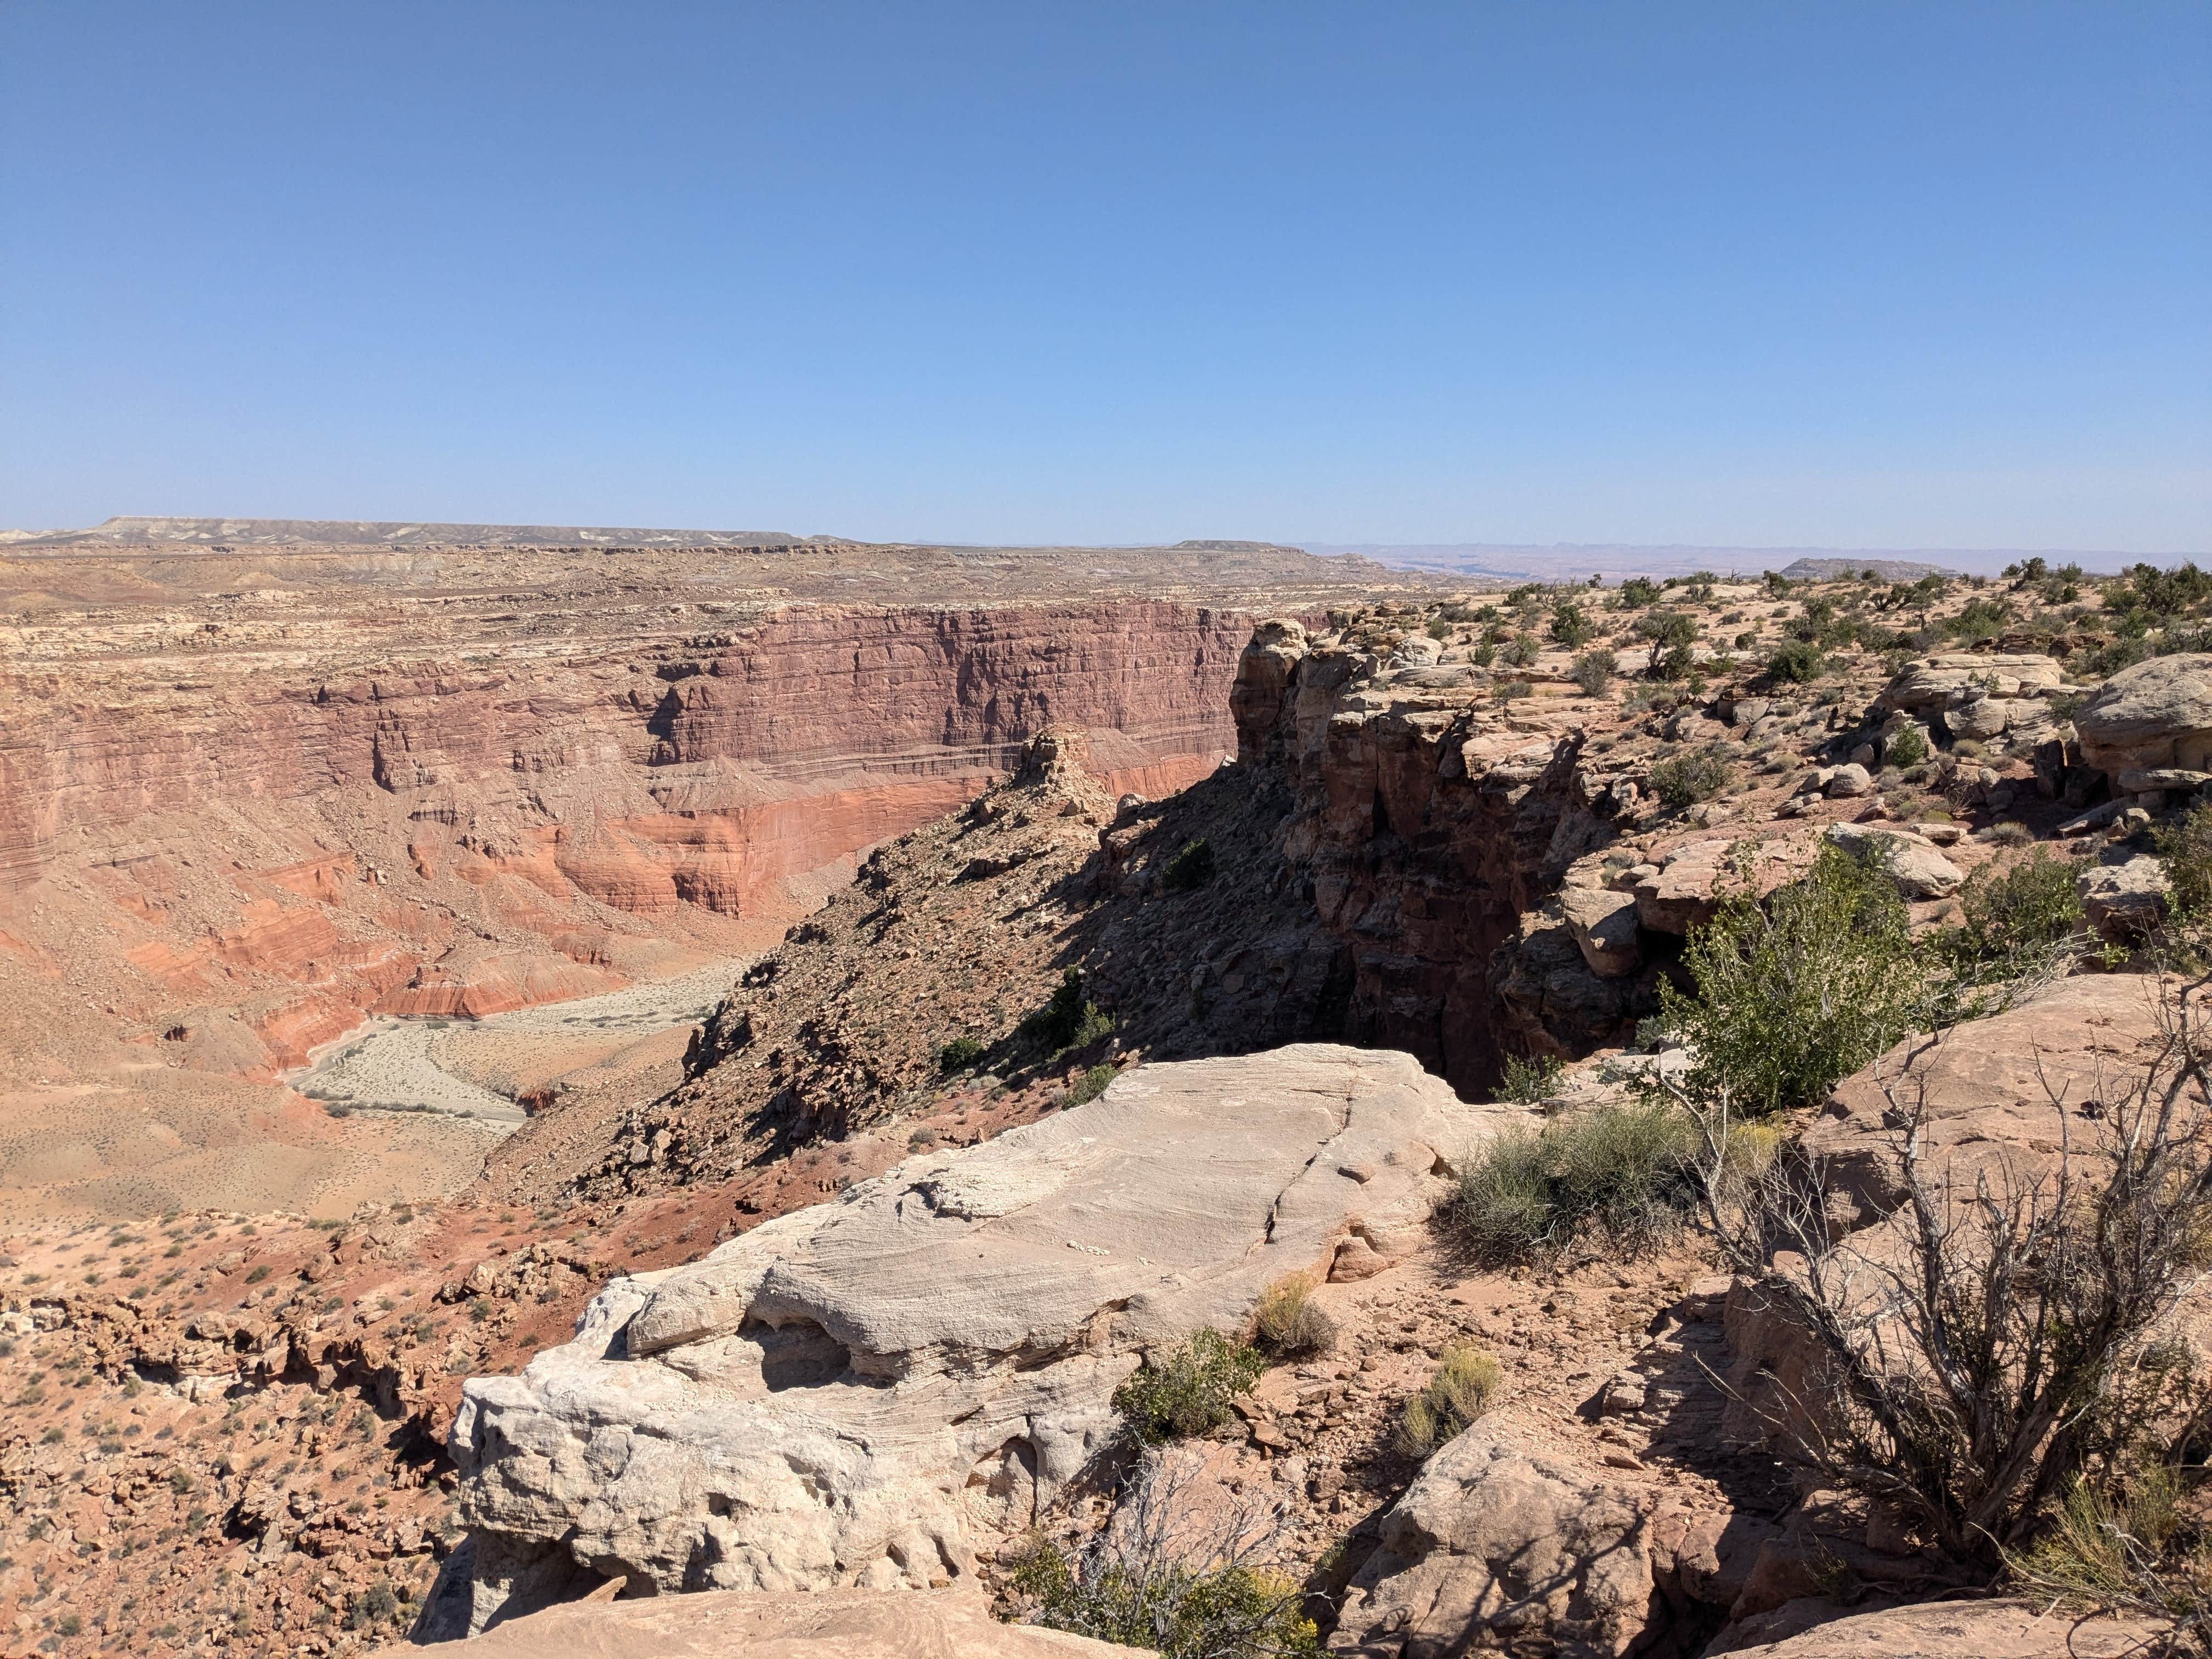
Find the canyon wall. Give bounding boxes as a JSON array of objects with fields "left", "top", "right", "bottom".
[{"left": 0, "top": 600, "right": 1266, "bottom": 1221}]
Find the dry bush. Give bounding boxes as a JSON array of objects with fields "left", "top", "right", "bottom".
[
  {"left": 1252, "top": 1274, "right": 1335, "bottom": 1358},
  {"left": 1395, "top": 1345, "right": 1502, "bottom": 1458},
  {"left": 1003, "top": 1453, "right": 1320, "bottom": 1657},
  {"left": 1662, "top": 978, "right": 2212, "bottom": 1590}
]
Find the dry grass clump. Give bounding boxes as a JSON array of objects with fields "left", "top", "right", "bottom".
[
  {"left": 1251, "top": 1273, "right": 1335, "bottom": 1358},
  {"left": 1396, "top": 1344, "right": 1502, "bottom": 1458}
]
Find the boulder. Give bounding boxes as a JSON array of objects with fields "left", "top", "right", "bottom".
[
  {"left": 1876, "top": 654, "right": 2064, "bottom": 714},
  {"left": 1824, "top": 764, "right": 1874, "bottom": 799},
  {"left": 2074, "top": 653, "right": 2212, "bottom": 777},
  {"left": 1800, "top": 974, "right": 2165, "bottom": 1229},
  {"left": 1943, "top": 693, "right": 2011, "bottom": 741},
  {"left": 1633, "top": 840, "right": 1736, "bottom": 935},
  {"left": 391, "top": 1584, "right": 1142, "bottom": 1656},
  {"left": 2079, "top": 855, "right": 2170, "bottom": 942},
  {"left": 1820, "top": 823, "right": 1964, "bottom": 900},
  {"left": 1559, "top": 887, "right": 1643, "bottom": 979},
  {"left": 443, "top": 1046, "right": 1497, "bottom": 1632},
  {"left": 1330, "top": 1421, "right": 1653, "bottom": 1659},
  {"left": 1713, "top": 1597, "right": 2161, "bottom": 1658}
]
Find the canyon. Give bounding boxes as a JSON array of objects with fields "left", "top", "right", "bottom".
[
  {"left": 0, "top": 526, "right": 1429, "bottom": 1223},
  {"left": 0, "top": 549, "right": 2196, "bottom": 1659}
]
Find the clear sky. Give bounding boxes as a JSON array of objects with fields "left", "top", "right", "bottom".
[{"left": 2, "top": 2, "right": 2206, "bottom": 551}]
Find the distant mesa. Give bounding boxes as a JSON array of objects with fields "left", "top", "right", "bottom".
[
  {"left": 1776, "top": 555, "right": 1960, "bottom": 581},
  {"left": 7, "top": 516, "right": 820, "bottom": 550}
]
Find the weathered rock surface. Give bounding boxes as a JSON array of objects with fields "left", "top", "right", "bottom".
[
  {"left": 1559, "top": 885, "right": 1643, "bottom": 978},
  {"left": 1876, "top": 653, "right": 2064, "bottom": 714},
  {"left": 1801, "top": 973, "right": 2165, "bottom": 1230},
  {"left": 1821, "top": 823, "right": 1965, "bottom": 899},
  {"left": 1329, "top": 1421, "right": 1652, "bottom": 1659},
  {"left": 398, "top": 1584, "right": 1141, "bottom": 1656},
  {"left": 1713, "top": 1598, "right": 2160, "bottom": 1658},
  {"left": 2074, "top": 653, "right": 2212, "bottom": 777},
  {"left": 444, "top": 1045, "right": 1496, "bottom": 1632},
  {"left": 2080, "top": 855, "right": 2172, "bottom": 941}
]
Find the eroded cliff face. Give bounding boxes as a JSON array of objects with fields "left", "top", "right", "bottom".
[
  {"left": 0, "top": 592, "right": 1268, "bottom": 1219},
  {"left": 1229, "top": 620, "right": 1637, "bottom": 1095}
]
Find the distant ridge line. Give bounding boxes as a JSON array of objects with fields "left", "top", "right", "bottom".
[{"left": 2, "top": 516, "right": 819, "bottom": 549}]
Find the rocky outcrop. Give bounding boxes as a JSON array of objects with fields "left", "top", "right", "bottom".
[
  {"left": 442, "top": 1046, "right": 1497, "bottom": 1633},
  {"left": 2074, "top": 654, "right": 2212, "bottom": 778},
  {"left": 399, "top": 1585, "right": 1144, "bottom": 1656},
  {"left": 1330, "top": 1421, "right": 1655, "bottom": 1659},
  {"left": 1875, "top": 653, "right": 2066, "bottom": 746},
  {"left": 1820, "top": 823, "right": 1963, "bottom": 900},
  {"left": 1712, "top": 1599, "right": 2162, "bottom": 1658}
]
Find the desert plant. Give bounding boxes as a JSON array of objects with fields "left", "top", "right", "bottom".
[
  {"left": 1661, "top": 842, "right": 1934, "bottom": 1115},
  {"left": 1883, "top": 723, "right": 1929, "bottom": 768},
  {"left": 1164, "top": 838, "right": 1218, "bottom": 893},
  {"left": 1765, "top": 639, "right": 1826, "bottom": 683},
  {"left": 1496, "top": 1052, "right": 1565, "bottom": 1103},
  {"left": 1443, "top": 1102, "right": 1702, "bottom": 1265},
  {"left": 1549, "top": 603, "right": 1593, "bottom": 647},
  {"left": 1668, "top": 988, "right": 2212, "bottom": 1575},
  {"left": 1616, "top": 577, "right": 1661, "bottom": 608},
  {"left": 1647, "top": 750, "right": 1731, "bottom": 809},
  {"left": 1023, "top": 968, "right": 1114, "bottom": 1054},
  {"left": 1396, "top": 1345, "right": 1503, "bottom": 1458},
  {"left": 1066, "top": 1063, "right": 1115, "bottom": 1106},
  {"left": 1493, "top": 678, "right": 1534, "bottom": 702},
  {"left": 1571, "top": 648, "right": 1618, "bottom": 696},
  {"left": 2157, "top": 802, "right": 2212, "bottom": 919},
  {"left": 1003, "top": 1455, "right": 1321, "bottom": 1657},
  {"left": 938, "top": 1035, "right": 985, "bottom": 1074},
  {"left": 1951, "top": 851, "right": 2084, "bottom": 977},
  {"left": 1252, "top": 1273, "right": 1336, "bottom": 1358},
  {"left": 1637, "top": 611, "right": 1698, "bottom": 673},
  {"left": 1113, "top": 1328, "right": 1267, "bottom": 1444},
  {"left": 1500, "top": 632, "right": 1541, "bottom": 668}
]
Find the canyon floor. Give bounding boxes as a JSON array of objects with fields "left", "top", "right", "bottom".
[{"left": 2, "top": 540, "right": 2200, "bottom": 1657}]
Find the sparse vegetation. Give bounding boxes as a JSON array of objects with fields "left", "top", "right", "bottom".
[
  {"left": 1252, "top": 1273, "right": 1336, "bottom": 1358},
  {"left": 1951, "top": 851, "right": 2084, "bottom": 976},
  {"left": 1113, "top": 1329, "right": 1267, "bottom": 1444},
  {"left": 1395, "top": 1344, "right": 1502, "bottom": 1458},
  {"left": 1499, "top": 632, "right": 1541, "bottom": 668},
  {"left": 1662, "top": 842, "right": 1932, "bottom": 1115},
  {"left": 1495, "top": 1052, "right": 1564, "bottom": 1103},
  {"left": 1571, "top": 648, "right": 1617, "bottom": 696},
  {"left": 1765, "top": 639, "right": 1825, "bottom": 682},
  {"left": 1065, "top": 1063, "right": 1115, "bottom": 1106},
  {"left": 937, "top": 1035, "right": 986, "bottom": 1074},
  {"left": 1022, "top": 967, "right": 1114, "bottom": 1054},
  {"left": 1003, "top": 1457, "right": 1320, "bottom": 1658},
  {"left": 1443, "top": 1102, "right": 1702, "bottom": 1265},
  {"left": 1647, "top": 750, "right": 1731, "bottom": 809},
  {"left": 1163, "top": 838, "right": 1217, "bottom": 893}
]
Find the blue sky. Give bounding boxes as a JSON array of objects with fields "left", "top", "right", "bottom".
[{"left": 2, "top": 2, "right": 2206, "bottom": 551}]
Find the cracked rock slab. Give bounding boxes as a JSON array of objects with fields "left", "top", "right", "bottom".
[{"left": 445, "top": 1044, "right": 1498, "bottom": 1632}]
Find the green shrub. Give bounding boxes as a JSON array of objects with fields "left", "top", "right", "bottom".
[
  {"left": 1496, "top": 1052, "right": 1565, "bottom": 1103},
  {"left": 1571, "top": 649, "right": 1617, "bottom": 696},
  {"left": 1252, "top": 1273, "right": 1336, "bottom": 1358},
  {"left": 1766, "top": 639, "right": 1825, "bottom": 682},
  {"left": 1426, "top": 617, "right": 1452, "bottom": 640},
  {"left": 1637, "top": 611, "right": 1697, "bottom": 673},
  {"left": 1113, "top": 1329, "right": 1266, "bottom": 1443},
  {"left": 1549, "top": 603, "right": 1593, "bottom": 647},
  {"left": 2155, "top": 802, "right": 2212, "bottom": 917},
  {"left": 1662, "top": 843, "right": 1932, "bottom": 1115},
  {"left": 1163, "top": 838, "right": 1217, "bottom": 892},
  {"left": 1500, "top": 632, "right": 1541, "bottom": 667},
  {"left": 1022, "top": 968, "right": 1113, "bottom": 1053},
  {"left": 1065, "top": 1063, "right": 1115, "bottom": 1106},
  {"left": 1494, "top": 678, "right": 1534, "bottom": 702},
  {"left": 1883, "top": 723, "right": 1929, "bottom": 768},
  {"left": 345, "top": 1585, "right": 400, "bottom": 1631},
  {"left": 1953, "top": 852, "right": 2084, "bottom": 972},
  {"left": 1396, "top": 1345, "right": 1502, "bottom": 1458},
  {"left": 1617, "top": 577, "right": 1661, "bottom": 608},
  {"left": 1444, "top": 1102, "right": 1701, "bottom": 1264},
  {"left": 1647, "top": 750, "right": 1731, "bottom": 809},
  {"left": 937, "top": 1035, "right": 985, "bottom": 1074}
]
